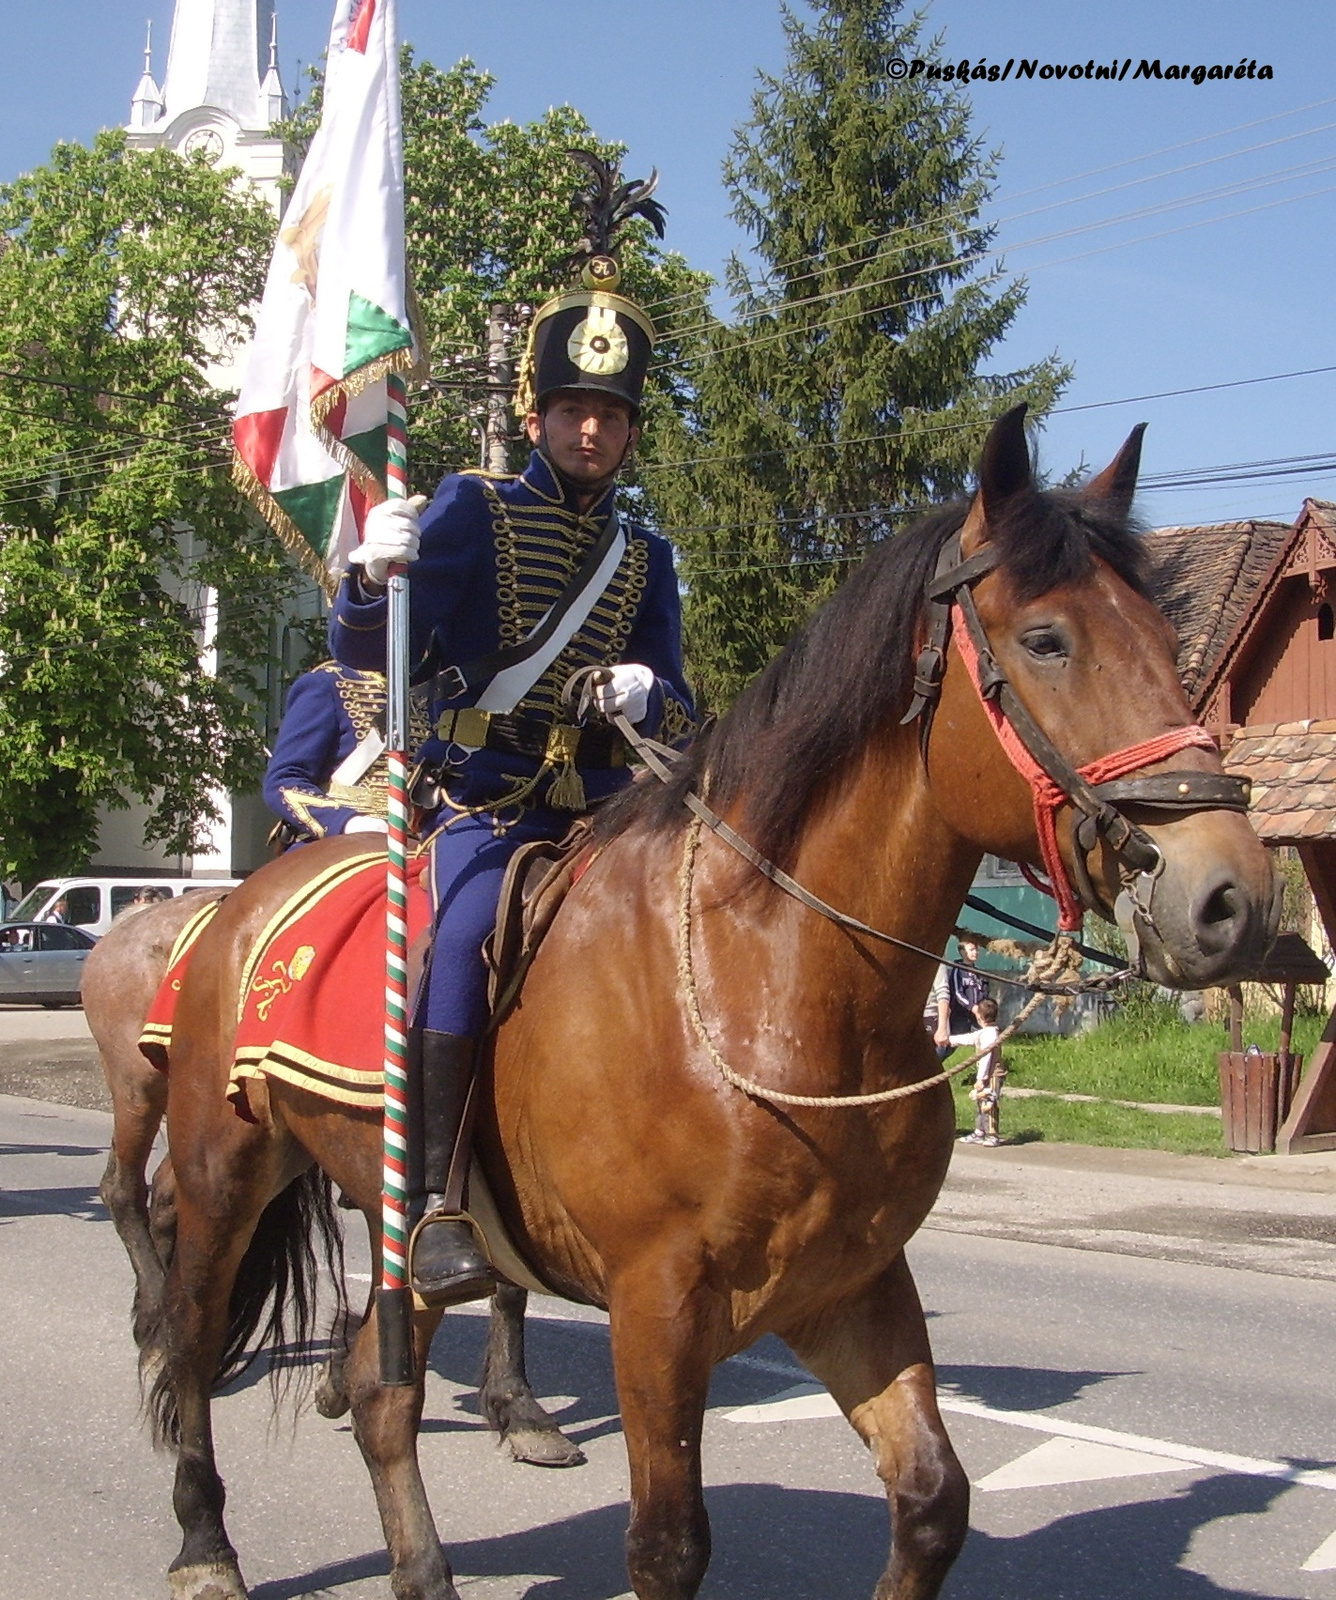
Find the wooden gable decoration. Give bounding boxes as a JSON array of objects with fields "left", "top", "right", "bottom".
[{"left": 1194, "top": 500, "right": 1336, "bottom": 732}]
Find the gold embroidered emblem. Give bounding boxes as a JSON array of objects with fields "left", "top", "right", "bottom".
[
  {"left": 251, "top": 944, "right": 317, "bottom": 1021},
  {"left": 567, "top": 304, "right": 628, "bottom": 375},
  {"left": 281, "top": 187, "right": 331, "bottom": 305}
]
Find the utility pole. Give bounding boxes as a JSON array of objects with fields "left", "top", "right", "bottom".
[{"left": 483, "top": 303, "right": 516, "bottom": 473}]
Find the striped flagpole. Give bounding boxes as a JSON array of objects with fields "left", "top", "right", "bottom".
[{"left": 378, "top": 369, "right": 415, "bottom": 1385}]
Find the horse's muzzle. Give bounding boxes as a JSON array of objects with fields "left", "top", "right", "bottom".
[{"left": 1124, "top": 818, "right": 1280, "bottom": 989}]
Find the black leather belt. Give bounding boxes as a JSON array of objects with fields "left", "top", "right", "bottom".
[{"left": 436, "top": 707, "right": 625, "bottom": 769}]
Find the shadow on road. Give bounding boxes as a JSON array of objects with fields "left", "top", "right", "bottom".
[
  {"left": 0, "top": 1140, "right": 103, "bottom": 1157},
  {"left": 938, "top": 1361, "right": 1134, "bottom": 1411},
  {"left": 248, "top": 1471, "right": 1291, "bottom": 1599},
  {"left": 0, "top": 1182, "right": 105, "bottom": 1219}
]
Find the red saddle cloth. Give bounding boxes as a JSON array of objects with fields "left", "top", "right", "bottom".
[{"left": 140, "top": 849, "right": 432, "bottom": 1114}]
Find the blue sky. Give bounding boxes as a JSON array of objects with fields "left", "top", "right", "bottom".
[{"left": 3, "top": 1, "right": 1332, "bottom": 529}]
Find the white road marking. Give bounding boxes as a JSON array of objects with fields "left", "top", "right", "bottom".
[
  {"left": 1302, "top": 1527, "right": 1336, "bottom": 1571},
  {"left": 722, "top": 1382, "right": 1336, "bottom": 1499},
  {"left": 974, "top": 1436, "right": 1194, "bottom": 1492},
  {"left": 938, "top": 1395, "right": 1336, "bottom": 1493}
]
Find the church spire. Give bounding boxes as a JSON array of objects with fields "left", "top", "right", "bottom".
[
  {"left": 157, "top": 0, "right": 285, "bottom": 133},
  {"left": 129, "top": 20, "right": 165, "bottom": 129},
  {"left": 259, "top": 11, "right": 287, "bottom": 126}
]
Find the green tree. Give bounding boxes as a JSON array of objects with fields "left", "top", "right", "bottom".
[
  {"left": 644, "top": 0, "right": 1070, "bottom": 706},
  {"left": 281, "top": 52, "right": 714, "bottom": 487},
  {"left": 0, "top": 131, "right": 290, "bottom": 882}
]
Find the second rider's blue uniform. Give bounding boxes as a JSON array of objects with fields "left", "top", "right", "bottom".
[{"left": 329, "top": 449, "right": 695, "bottom": 1037}]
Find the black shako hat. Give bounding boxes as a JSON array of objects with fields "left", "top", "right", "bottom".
[{"left": 515, "top": 152, "right": 666, "bottom": 419}]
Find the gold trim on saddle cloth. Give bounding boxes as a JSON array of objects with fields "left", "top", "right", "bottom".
[
  {"left": 235, "top": 848, "right": 386, "bottom": 1026},
  {"left": 230, "top": 1038, "right": 386, "bottom": 1110},
  {"left": 137, "top": 896, "right": 225, "bottom": 1052}
]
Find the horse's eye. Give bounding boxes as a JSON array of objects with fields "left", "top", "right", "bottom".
[{"left": 1022, "top": 627, "right": 1066, "bottom": 660}]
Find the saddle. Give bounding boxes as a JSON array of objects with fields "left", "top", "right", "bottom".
[{"left": 484, "top": 817, "right": 599, "bottom": 1027}]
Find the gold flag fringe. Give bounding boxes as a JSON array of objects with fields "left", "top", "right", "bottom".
[
  {"left": 231, "top": 454, "right": 341, "bottom": 599},
  {"left": 309, "top": 345, "right": 417, "bottom": 499}
]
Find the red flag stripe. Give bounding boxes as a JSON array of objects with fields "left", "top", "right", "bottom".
[
  {"left": 233, "top": 407, "right": 288, "bottom": 487},
  {"left": 347, "top": 0, "right": 376, "bottom": 53}
]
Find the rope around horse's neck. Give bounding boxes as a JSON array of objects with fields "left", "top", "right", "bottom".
[
  {"left": 608, "top": 710, "right": 1126, "bottom": 1000},
  {"left": 675, "top": 816, "right": 1047, "bottom": 1109}
]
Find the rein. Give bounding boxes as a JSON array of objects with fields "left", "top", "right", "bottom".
[
  {"left": 902, "top": 532, "right": 1251, "bottom": 935},
  {"left": 569, "top": 528, "right": 1250, "bottom": 1110}
]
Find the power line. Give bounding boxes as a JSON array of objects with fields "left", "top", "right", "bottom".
[
  {"left": 636, "top": 362, "right": 1336, "bottom": 475},
  {"left": 652, "top": 158, "right": 1336, "bottom": 358},
  {"left": 638, "top": 94, "right": 1336, "bottom": 320}
]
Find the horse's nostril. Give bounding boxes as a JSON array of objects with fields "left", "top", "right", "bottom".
[{"left": 1192, "top": 878, "right": 1245, "bottom": 954}]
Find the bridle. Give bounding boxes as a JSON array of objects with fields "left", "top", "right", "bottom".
[{"left": 899, "top": 532, "right": 1251, "bottom": 942}]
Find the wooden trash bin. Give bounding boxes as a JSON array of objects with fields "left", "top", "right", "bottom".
[{"left": 1217, "top": 1050, "right": 1304, "bottom": 1153}]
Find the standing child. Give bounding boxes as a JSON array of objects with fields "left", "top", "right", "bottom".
[{"left": 953, "top": 997, "right": 1007, "bottom": 1146}]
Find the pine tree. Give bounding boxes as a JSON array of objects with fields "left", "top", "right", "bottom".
[{"left": 644, "top": 0, "right": 1070, "bottom": 707}]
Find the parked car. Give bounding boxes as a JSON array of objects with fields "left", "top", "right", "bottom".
[
  {"left": 5, "top": 875, "right": 240, "bottom": 940},
  {"left": 0, "top": 922, "right": 98, "bottom": 1007}
]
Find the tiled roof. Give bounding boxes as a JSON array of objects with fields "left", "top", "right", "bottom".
[
  {"left": 1222, "top": 720, "right": 1336, "bottom": 841},
  {"left": 1143, "top": 518, "right": 1293, "bottom": 702}
]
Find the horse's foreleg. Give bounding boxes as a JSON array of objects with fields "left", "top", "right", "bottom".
[
  {"left": 97, "top": 1059, "right": 168, "bottom": 1343},
  {"left": 478, "top": 1283, "right": 586, "bottom": 1466},
  {"left": 785, "top": 1251, "right": 969, "bottom": 1600},
  {"left": 346, "top": 1297, "right": 460, "bottom": 1600},
  {"left": 608, "top": 1260, "right": 720, "bottom": 1600}
]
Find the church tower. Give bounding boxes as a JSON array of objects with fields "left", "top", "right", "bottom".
[
  {"left": 91, "top": 3, "right": 302, "bottom": 878},
  {"left": 126, "top": 0, "right": 290, "bottom": 215}
]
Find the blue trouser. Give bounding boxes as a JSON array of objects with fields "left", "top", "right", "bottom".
[{"left": 421, "top": 803, "right": 571, "bottom": 1037}]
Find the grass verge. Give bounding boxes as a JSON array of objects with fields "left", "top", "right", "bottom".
[{"left": 946, "top": 1001, "right": 1324, "bottom": 1157}]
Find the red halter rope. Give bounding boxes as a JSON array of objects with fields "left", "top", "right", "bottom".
[{"left": 951, "top": 614, "right": 1217, "bottom": 929}]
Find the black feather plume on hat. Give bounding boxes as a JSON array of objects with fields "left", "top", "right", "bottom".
[{"left": 565, "top": 150, "right": 667, "bottom": 271}]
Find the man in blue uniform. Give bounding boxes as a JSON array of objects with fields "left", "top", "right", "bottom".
[
  {"left": 263, "top": 661, "right": 407, "bottom": 844},
  {"left": 328, "top": 160, "right": 695, "bottom": 1305}
]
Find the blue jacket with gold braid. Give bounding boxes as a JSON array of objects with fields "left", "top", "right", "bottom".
[
  {"left": 263, "top": 661, "right": 433, "bottom": 840},
  {"left": 328, "top": 450, "right": 695, "bottom": 810}
]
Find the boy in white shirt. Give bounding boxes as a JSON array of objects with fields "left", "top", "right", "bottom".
[{"left": 952, "top": 997, "right": 1006, "bottom": 1146}]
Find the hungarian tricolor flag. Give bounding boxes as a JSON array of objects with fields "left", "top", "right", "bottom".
[{"left": 232, "top": 0, "right": 419, "bottom": 591}]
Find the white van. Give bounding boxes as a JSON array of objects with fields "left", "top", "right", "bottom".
[{"left": 6, "top": 876, "right": 241, "bottom": 940}]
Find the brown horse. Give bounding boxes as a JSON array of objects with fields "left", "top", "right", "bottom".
[
  {"left": 149, "top": 407, "right": 1277, "bottom": 1600},
  {"left": 83, "top": 871, "right": 583, "bottom": 1460}
]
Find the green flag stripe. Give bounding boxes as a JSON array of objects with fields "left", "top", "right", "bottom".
[
  {"left": 272, "top": 476, "right": 344, "bottom": 556},
  {"left": 345, "top": 291, "right": 412, "bottom": 373},
  {"left": 344, "top": 425, "right": 388, "bottom": 486}
]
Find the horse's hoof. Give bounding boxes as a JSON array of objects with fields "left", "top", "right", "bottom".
[
  {"left": 505, "top": 1427, "right": 587, "bottom": 1468},
  {"left": 313, "top": 1361, "right": 350, "bottom": 1419},
  {"left": 167, "top": 1558, "right": 248, "bottom": 1600}
]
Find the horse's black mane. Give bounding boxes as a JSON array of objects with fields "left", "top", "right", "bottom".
[{"left": 596, "top": 486, "right": 1148, "bottom": 867}]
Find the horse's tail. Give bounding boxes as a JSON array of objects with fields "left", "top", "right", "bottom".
[{"left": 144, "top": 1167, "right": 347, "bottom": 1449}]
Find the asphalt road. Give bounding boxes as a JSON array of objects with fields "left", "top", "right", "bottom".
[{"left": 2, "top": 1090, "right": 1336, "bottom": 1600}]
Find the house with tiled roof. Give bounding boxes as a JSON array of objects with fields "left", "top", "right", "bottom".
[{"left": 1148, "top": 499, "right": 1336, "bottom": 1154}]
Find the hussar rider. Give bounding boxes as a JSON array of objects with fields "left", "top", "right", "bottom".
[
  {"left": 329, "top": 155, "right": 695, "bottom": 1306},
  {"left": 262, "top": 661, "right": 430, "bottom": 847}
]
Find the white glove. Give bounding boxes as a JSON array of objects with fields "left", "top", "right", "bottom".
[
  {"left": 347, "top": 495, "right": 427, "bottom": 587},
  {"left": 591, "top": 663, "right": 655, "bottom": 724},
  {"left": 342, "top": 814, "right": 389, "bottom": 835}
]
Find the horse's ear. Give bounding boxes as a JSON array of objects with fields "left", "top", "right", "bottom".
[
  {"left": 1080, "top": 423, "right": 1147, "bottom": 521},
  {"left": 960, "top": 403, "right": 1033, "bottom": 554}
]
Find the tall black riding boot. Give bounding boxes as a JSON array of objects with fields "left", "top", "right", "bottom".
[{"left": 408, "top": 1029, "right": 495, "bottom": 1307}]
